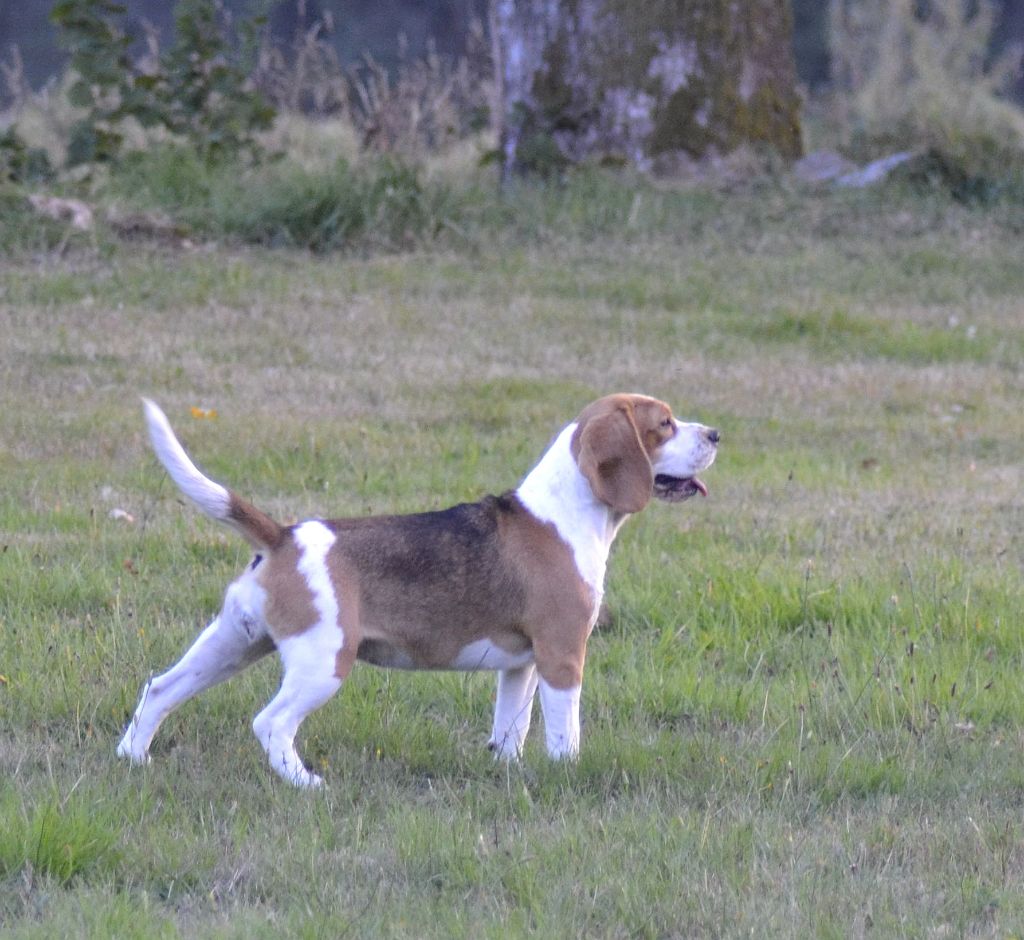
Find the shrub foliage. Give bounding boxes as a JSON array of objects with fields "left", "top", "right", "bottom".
[
  {"left": 829, "top": 0, "right": 1024, "bottom": 190},
  {"left": 50, "top": 0, "right": 274, "bottom": 165},
  {"left": 0, "top": 126, "right": 53, "bottom": 183}
]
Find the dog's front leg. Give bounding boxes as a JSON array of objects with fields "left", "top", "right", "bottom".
[
  {"left": 489, "top": 664, "right": 538, "bottom": 759},
  {"left": 538, "top": 678, "right": 581, "bottom": 759}
]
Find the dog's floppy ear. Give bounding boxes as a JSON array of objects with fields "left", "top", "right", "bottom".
[{"left": 574, "top": 404, "right": 653, "bottom": 514}]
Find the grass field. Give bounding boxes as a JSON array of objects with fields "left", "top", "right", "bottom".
[{"left": 3, "top": 175, "right": 1024, "bottom": 937}]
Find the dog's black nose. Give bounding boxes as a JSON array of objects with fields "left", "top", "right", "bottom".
[{"left": 707, "top": 428, "right": 720, "bottom": 444}]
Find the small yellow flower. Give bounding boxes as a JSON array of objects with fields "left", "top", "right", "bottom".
[{"left": 190, "top": 406, "right": 218, "bottom": 420}]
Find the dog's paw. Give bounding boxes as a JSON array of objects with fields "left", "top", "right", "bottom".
[
  {"left": 290, "top": 768, "right": 325, "bottom": 790},
  {"left": 116, "top": 735, "right": 151, "bottom": 766},
  {"left": 487, "top": 738, "right": 522, "bottom": 762}
]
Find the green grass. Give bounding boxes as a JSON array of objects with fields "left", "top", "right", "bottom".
[
  {"left": 0, "top": 186, "right": 72, "bottom": 254},
  {"left": 3, "top": 171, "right": 1024, "bottom": 936}
]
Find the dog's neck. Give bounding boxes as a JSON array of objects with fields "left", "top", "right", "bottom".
[{"left": 515, "top": 423, "right": 629, "bottom": 599}]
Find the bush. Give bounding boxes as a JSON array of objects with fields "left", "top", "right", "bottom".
[
  {"left": 50, "top": 0, "right": 274, "bottom": 166},
  {"left": 157, "top": 0, "right": 275, "bottom": 162},
  {"left": 0, "top": 126, "right": 54, "bottom": 183},
  {"left": 49, "top": 0, "right": 140, "bottom": 165},
  {"left": 0, "top": 187, "right": 71, "bottom": 253},
  {"left": 828, "top": 0, "right": 1024, "bottom": 192},
  {"left": 894, "top": 146, "right": 1024, "bottom": 205}
]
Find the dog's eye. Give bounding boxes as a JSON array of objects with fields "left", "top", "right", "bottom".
[{"left": 660, "top": 418, "right": 673, "bottom": 429}]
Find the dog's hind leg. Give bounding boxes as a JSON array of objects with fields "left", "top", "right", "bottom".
[
  {"left": 117, "top": 568, "right": 273, "bottom": 766},
  {"left": 251, "top": 621, "right": 350, "bottom": 789},
  {"left": 250, "top": 520, "right": 350, "bottom": 789}
]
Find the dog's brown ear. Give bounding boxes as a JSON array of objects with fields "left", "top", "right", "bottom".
[{"left": 574, "top": 405, "right": 653, "bottom": 514}]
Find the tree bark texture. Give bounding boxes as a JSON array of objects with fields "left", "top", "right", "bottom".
[{"left": 495, "top": 0, "right": 804, "bottom": 176}]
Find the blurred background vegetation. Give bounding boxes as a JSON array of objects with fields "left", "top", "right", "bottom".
[
  {"left": 3, "top": 0, "right": 1022, "bottom": 103},
  {"left": 1, "top": 0, "right": 486, "bottom": 99},
  {"left": 1, "top": 0, "right": 1023, "bottom": 250}
]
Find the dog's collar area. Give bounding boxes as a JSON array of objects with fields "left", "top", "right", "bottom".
[{"left": 653, "top": 474, "right": 708, "bottom": 502}]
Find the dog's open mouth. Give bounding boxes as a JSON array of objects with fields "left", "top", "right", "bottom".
[{"left": 653, "top": 474, "right": 708, "bottom": 502}]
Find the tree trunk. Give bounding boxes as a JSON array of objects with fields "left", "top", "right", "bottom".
[{"left": 494, "top": 0, "right": 803, "bottom": 177}]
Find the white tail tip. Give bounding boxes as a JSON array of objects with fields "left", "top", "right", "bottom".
[{"left": 142, "top": 398, "right": 231, "bottom": 521}]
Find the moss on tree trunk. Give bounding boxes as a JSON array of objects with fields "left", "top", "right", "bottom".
[{"left": 495, "top": 0, "right": 803, "bottom": 176}]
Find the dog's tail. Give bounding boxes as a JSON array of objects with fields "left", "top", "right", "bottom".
[{"left": 142, "top": 398, "right": 284, "bottom": 550}]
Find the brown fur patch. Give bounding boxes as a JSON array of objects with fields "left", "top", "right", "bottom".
[
  {"left": 327, "top": 555, "right": 362, "bottom": 679},
  {"left": 334, "top": 642, "right": 359, "bottom": 681},
  {"left": 299, "top": 494, "right": 595, "bottom": 687},
  {"left": 249, "top": 397, "right": 681, "bottom": 691},
  {"left": 501, "top": 500, "right": 594, "bottom": 688},
  {"left": 258, "top": 532, "right": 319, "bottom": 639},
  {"left": 228, "top": 492, "right": 284, "bottom": 550},
  {"left": 571, "top": 394, "right": 675, "bottom": 514}
]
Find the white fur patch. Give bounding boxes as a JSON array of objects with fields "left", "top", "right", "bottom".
[
  {"left": 655, "top": 419, "right": 718, "bottom": 479},
  {"left": 251, "top": 520, "right": 343, "bottom": 788},
  {"left": 538, "top": 679, "right": 581, "bottom": 759},
  {"left": 293, "top": 520, "right": 340, "bottom": 632},
  {"left": 116, "top": 565, "right": 272, "bottom": 764},
  {"left": 489, "top": 665, "right": 538, "bottom": 759},
  {"left": 516, "top": 422, "right": 615, "bottom": 599},
  {"left": 449, "top": 638, "right": 535, "bottom": 671},
  {"left": 143, "top": 398, "right": 231, "bottom": 521}
]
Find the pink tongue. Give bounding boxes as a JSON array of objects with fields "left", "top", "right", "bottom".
[{"left": 693, "top": 478, "right": 708, "bottom": 497}]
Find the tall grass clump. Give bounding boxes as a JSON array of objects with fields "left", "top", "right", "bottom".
[
  {"left": 829, "top": 0, "right": 1024, "bottom": 197},
  {"left": 0, "top": 786, "right": 120, "bottom": 886},
  {"left": 108, "top": 144, "right": 489, "bottom": 251},
  {"left": 0, "top": 188, "right": 68, "bottom": 251},
  {"left": 349, "top": 22, "right": 494, "bottom": 159},
  {"left": 207, "top": 156, "right": 441, "bottom": 250}
]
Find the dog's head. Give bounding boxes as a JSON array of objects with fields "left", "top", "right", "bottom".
[{"left": 571, "top": 394, "right": 718, "bottom": 514}]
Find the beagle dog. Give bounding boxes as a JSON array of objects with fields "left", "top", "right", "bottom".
[{"left": 117, "top": 394, "right": 718, "bottom": 787}]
